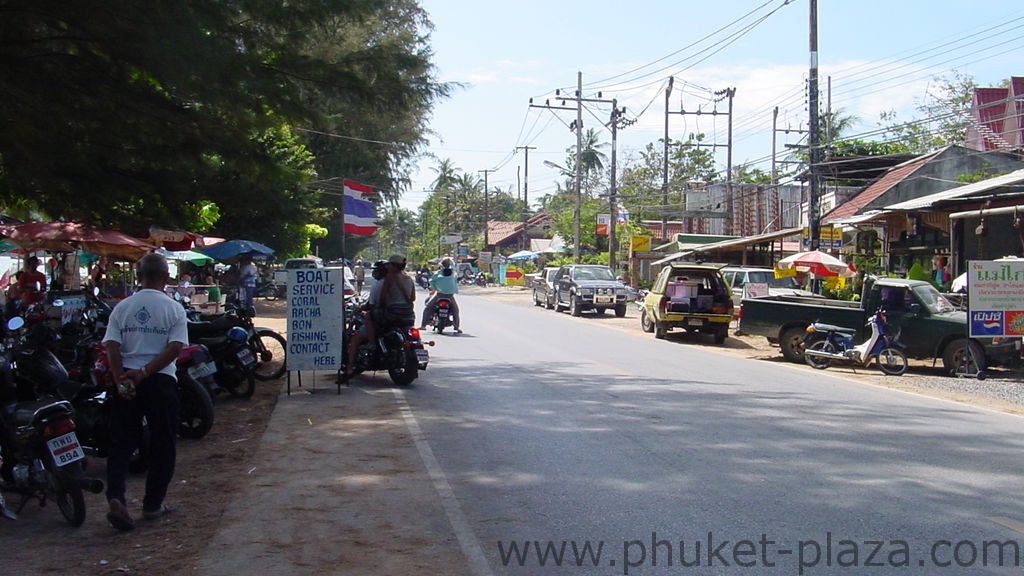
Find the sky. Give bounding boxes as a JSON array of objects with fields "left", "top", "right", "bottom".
[{"left": 401, "top": 0, "right": 1024, "bottom": 213}]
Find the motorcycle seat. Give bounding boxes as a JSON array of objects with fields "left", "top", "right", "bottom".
[
  {"left": 193, "top": 335, "right": 230, "bottom": 350},
  {"left": 10, "top": 398, "right": 74, "bottom": 428},
  {"left": 187, "top": 316, "right": 242, "bottom": 338},
  {"left": 809, "top": 322, "right": 857, "bottom": 335}
]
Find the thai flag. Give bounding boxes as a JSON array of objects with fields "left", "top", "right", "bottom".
[{"left": 342, "top": 179, "right": 378, "bottom": 236}]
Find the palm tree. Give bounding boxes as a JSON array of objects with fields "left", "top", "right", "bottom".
[{"left": 430, "top": 158, "right": 460, "bottom": 194}]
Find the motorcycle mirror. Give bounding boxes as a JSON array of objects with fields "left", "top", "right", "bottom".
[{"left": 6, "top": 317, "right": 25, "bottom": 331}]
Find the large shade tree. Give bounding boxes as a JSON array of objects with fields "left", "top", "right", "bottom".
[{"left": 0, "top": 0, "right": 448, "bottom": 256}]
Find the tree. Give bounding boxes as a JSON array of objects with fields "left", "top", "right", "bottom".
[
  {"left": 878, "top": 71, "right": 978, "bottom": 154},
  {"left": 0, "top": 1, "right": 449, "bottom": 258}
]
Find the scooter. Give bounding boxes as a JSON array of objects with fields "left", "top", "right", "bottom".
[
  {"left": 803, "top": 308, "right": 908, "bottom": 375},
  {"left": 339, "top": 297, "right": 432, "bottom": 386}
]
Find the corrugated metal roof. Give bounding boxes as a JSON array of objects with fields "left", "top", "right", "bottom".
[
  {"left": 884, "top": 168, "right": 1024, "bottom": 211},
  {"left": 822, "top": 150, "right": 940, "bottom": 222}
]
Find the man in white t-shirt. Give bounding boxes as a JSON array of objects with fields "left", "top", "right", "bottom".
[{"left": 102, "top": 252, "right": 188, "bottom": 531}]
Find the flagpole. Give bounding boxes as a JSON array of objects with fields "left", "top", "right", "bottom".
[{"left": 340, "top": 185, "right": 348, "bottom": 386}]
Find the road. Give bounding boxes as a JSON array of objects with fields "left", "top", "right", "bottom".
[{"left": 402, "top": 288, "right": 1024, "bottom": 575}]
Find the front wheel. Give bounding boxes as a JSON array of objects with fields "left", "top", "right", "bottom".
[
  {"left": 252, "top": 329, "right": 287, "bottom": 381},
  {"left": 570, "top": 295, "right": 583, "bottom": 317},
  {"left": 614, "top": 303, "right": 627, "bottom": 318},
  {"left": 876, "top": 347, "right": 908, "bottom": 376},
  {"left": 533, "top": 290, "right": 542, "bottom": 307},
  {"left": 804, "top": 340, "right": 836, "bottom": 370},
  {"left": 943, "top": 339, "right": 986, "bottom": 375},
  {"left": 178, "top": 374, "right": 215, "bottom": 439}
]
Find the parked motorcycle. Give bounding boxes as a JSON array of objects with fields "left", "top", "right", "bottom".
[
  {"left": 187, "top": 303, "right": 286, "bottom": 382},
  {"left": 1, "top": 317, "right": 104, "bottom": 526},
  {"left": 803, "top": 308, "right": 909, "bottom": 375},
  {"left": 339, "top": 296, "right": 431, "bottom": 386},
  {"left": 430, "top": 296, "right": 454, "bottom": 334},
  {"left": 186, "top": 317, "right": 257, "bottom": 398}
]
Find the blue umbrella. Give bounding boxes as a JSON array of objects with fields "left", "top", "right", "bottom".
[{"left": 200, "top": 239, "right": 275, "bottom": 264}]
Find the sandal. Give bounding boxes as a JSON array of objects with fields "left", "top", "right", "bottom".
[
  {"left": 143, "top": 504, "right": 176, "bottom": 520},
  {"left": 106, "top": 500, "right": 135, "bottom": 531}
]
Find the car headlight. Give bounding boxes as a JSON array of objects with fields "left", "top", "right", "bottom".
[{"left": 579, "top": 288, "right": 594, "bottom": 295}]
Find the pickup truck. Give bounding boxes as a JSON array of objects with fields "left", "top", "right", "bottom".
[
  {"left": 552, "top": 264, "right": 629, "bottom": 317},
  {"left": 737, "top": 276, "right": 1020, "bottom": 371}
]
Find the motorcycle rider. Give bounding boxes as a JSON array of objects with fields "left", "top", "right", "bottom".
[
  {"left": 344, "top": 255, "right": 415, "bottom": 377},
  {"left": 420, "top": 257, "right": 461, "bottom": 334}
]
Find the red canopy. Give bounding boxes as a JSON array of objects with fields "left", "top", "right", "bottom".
[{"left": 0, "top": 221, "right": 154, "bottom": 260}]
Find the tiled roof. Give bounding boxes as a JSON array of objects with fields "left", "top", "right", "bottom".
[
  {"left": 487, "top": 213, "right": 552, "bottom": 247},
  {"left": 823, "top": 150, "right": 940, "bottom": 222}
]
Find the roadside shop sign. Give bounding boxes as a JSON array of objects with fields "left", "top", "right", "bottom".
[
  {"left": 966, "top": 259, "right": 1024, "bottom": 337},
  {"left": 286, "top": 267, "right": 344, "bottom": 371}
]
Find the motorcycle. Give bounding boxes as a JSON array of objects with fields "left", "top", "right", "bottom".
[
  {"left": 430, "top": 295, "right": 454, "bottom": 334},
  {"left": 339, "top": 296, "right": 431, "bottom": 386},
  {"left": 803, "top": 308, "right": 909, "bottom": 375},
  {"left": 187, "top": 302, "right": 286, "bottom": 383},
  {"left": 186, "top": 316, "right": 258, "bottom": 398},
  {"left": 415, "top": 270, "right": 430, "bottom": 290},
  {"left": 1, "top": 317, "right": 104, "bottom": 526}
]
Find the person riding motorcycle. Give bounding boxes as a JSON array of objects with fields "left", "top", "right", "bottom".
[
  {"left": 420, "top": 258, "right": 461, "bottom": 334},
  {"left": 344, "top": 256, "right": 416, "bottom": 377}
]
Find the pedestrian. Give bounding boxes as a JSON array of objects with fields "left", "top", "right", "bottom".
[
  {"left": 353, "top": 259, "right": 365, "bottom": 295},
  {"left": 102, "top": 252, "right": 188, "bottom": 531},
  {"left": 239, "top": 256, "right": 258, "bottom": 309}
]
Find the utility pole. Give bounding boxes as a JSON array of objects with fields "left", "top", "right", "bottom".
[
  {"left": 530, "top": 71, "right": 618, "bottom": 264},
  {"left": 478, "top": 169, "right": 494, "bottom": 249},
  {"left": 607, "top": 100, "right": 634, "bottom": 274},
  {"left": 670, "top": 87, "right": 735, "bottom": 232},
  {"left": 514, "top": 146, "right": 535, "bottom": 250},
  {"left": 662, "top": 77, "right": 673, "bottom": 241},
  {"left": 807, "top": 0, "right": 822, "bottom": 251}
]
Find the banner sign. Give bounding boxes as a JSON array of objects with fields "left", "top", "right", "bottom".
[
  {"left": 596, "top": 213, "right": 610, "bottom": 236},
  {"left": 287, "top": 268, "right": 344, "bottom": 371},
  {"left": 967, "top": 259, "right": 1024, "bottom": 337}
]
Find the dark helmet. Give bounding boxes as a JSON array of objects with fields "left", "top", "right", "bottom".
[{"left": 371, "top": 260, "right": 388, "bottom": 280}]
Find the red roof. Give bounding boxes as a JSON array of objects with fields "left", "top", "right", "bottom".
[
  {"left": 487, "top": 213, "right": 552, "bottom": 247},
  {"left": 823, "top": 150, "right": 939, "bottom": 222}
]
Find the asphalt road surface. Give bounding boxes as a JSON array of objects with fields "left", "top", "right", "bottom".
[{"left": 400, "top": 288, "right": 1024, "bottom": 575}]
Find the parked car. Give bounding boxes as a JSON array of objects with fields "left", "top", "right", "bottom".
[
  {"left": 720, "top": 266, "right": 822, "bottom": 311},
  {"left": 639, "top": 263, "right": 733, "bottom": 343},
  {"left": 552, "top": 265, "right": 629, "bottom": 317},
  {"left": 532, "top": 266, "right": 560, "bottom": 309}
]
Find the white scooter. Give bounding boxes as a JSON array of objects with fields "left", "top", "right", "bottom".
[{"left": 802, "top": 308, "right": 909, "bottom": 375}]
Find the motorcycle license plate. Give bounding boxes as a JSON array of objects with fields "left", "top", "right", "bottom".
[
  {"left": 47, "top": 432, "right": 85, "bottom": 467},
  {"left": 415, "top": 349, "right": 429, "bottom": 363},
  {"left": 188, "top": 361, "right": 218, "bottom": 379},
  {"left": 236, "top": 348, "right": 256, "bottom": 366}
]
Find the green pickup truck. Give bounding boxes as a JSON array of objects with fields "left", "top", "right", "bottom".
[{"left": 737, "top": 276, "right": 1020, "bottom": 371}]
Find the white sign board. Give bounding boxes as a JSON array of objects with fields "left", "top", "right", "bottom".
[
  {"left": 286, "top": 267, "right": 344, "bottom": 371},
  {"left": 966, "top": 259, "right": 1024, "bottom": 338},
  {"left": 441, "top": 235, "right": 462, "bottom": 244},
  {"left": 742, "top": 283, "right": 769, "bottom": 299}
]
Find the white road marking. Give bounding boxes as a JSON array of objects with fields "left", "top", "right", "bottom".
[{"left": 392, "top": 388, "right": 494, "bottom": 576}]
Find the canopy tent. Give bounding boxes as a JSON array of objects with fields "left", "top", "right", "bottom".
[
  {"left": 156, "top": 247, "right": 216, "bottom": 266},
  {"left": 0, "top": 221, "right": 154, "bottom": 260},
  {"left": 507, "top": 249, "right": 539, "bottom": 261},
  {"left": 148, "top": 226, "right": 226, "bottom": 251},
  {"left": 776, "top": 250, "right": 856, "bottom": 278}
]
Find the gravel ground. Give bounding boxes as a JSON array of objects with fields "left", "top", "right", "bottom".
[{"left": 475, "top": 284, "right": 1024, "bottom": 416}]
